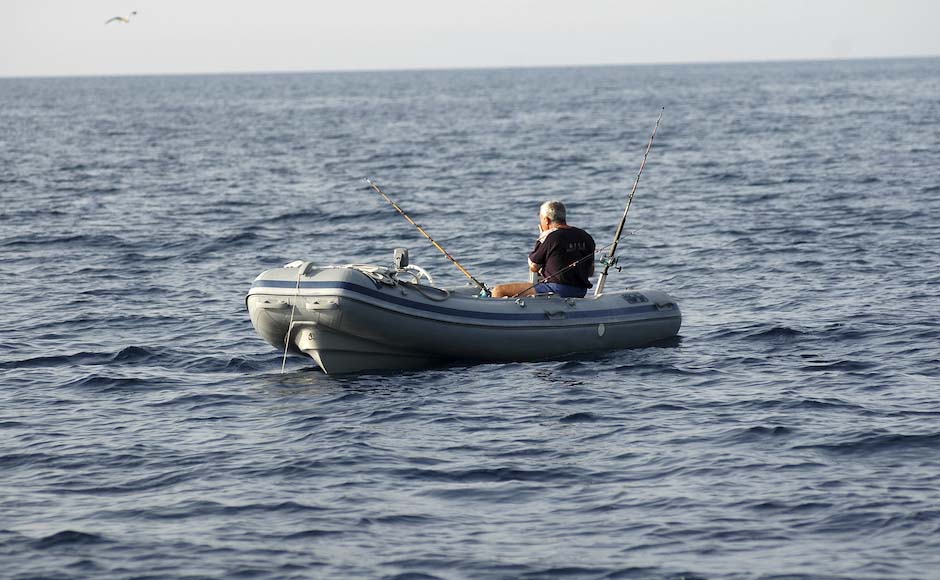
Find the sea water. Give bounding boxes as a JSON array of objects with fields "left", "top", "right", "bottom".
[{"left": 2, "top": 58, "right": 939, "bottom": 579}]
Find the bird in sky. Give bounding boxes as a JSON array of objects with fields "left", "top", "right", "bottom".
[{"left": 105, "top": 11, "right": 137, "bottom": 25}]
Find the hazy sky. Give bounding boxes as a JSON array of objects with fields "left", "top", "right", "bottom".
[{"left": 1, "top": 0, "right": 938, "bottom": 77}]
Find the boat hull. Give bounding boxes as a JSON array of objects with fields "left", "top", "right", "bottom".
[{"left": 247, "top": 263, "right": 681, "bottom": 374}]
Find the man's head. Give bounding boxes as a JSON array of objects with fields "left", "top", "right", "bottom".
[{"left": 539, "top": 200, "right": 567, "bottom": 225}]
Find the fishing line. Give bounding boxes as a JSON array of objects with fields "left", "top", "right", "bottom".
[{"left": 594, "top": 108, "right": 664, "bottom": 296}]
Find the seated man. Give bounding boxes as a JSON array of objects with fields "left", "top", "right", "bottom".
[{"left": 492, "top": 200, "right": 595, "bottom": 298}]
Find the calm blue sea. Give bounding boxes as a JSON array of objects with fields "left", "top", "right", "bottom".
[{"left": 2, "top": 58, "right": 939, "bottom": 579}]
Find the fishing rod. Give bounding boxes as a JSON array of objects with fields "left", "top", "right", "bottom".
[
  {"left": 367, "top": 179, "right": 491, "bottom": 296},
  {"left": 594, "top": 108, "right": 664, "bottom": 297}
]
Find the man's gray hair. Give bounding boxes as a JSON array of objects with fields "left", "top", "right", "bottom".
[{"left": 540, "top": 200, "right": 567, "bottom": 223}]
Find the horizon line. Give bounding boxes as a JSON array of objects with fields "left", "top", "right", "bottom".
[{"left": 2, "top": 53, "right": 937, "bottom": 81}]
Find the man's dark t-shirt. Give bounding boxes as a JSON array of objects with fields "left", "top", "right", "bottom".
[{"left": 529, "top": 227, "right": 596, "bottom": 288}]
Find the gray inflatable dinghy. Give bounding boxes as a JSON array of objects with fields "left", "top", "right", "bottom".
[{"left": 247, "top": 252, "right": 680, "bottom": 374}]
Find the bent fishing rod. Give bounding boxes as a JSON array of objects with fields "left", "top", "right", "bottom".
[
  {"left": 367, "top": 179, "right": 491, "bottom": 296},
  {"left": 594, "top": 107, "right": 664, "bottom": 297}
]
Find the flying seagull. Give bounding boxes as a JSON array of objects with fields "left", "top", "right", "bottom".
[{"left": 105, "top": 11, "right": 137, "bottom": 24}]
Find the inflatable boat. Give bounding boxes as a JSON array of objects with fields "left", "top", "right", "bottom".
[{"left": 246, "top": 251, "right": 681, "bottom": 374}]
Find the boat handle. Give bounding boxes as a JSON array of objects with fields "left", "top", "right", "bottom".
[
  {"left": 544, "top": 310, "right": 567, "bottom": 320},
  {"left": 654, "top": 302, "right": 675, "bottom": 311}
]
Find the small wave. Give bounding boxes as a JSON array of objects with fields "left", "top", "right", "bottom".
[
  {"left": 57, "top": 163, "right": 92, "bottom": 172},
  {"left": 129, "top": 500, "right": 329, "bottom": 520},
  {"left": 0, "top": 529, "right": 26, "bottom": 546},
  {"left": 218, "top": 231, "right": 263, "bottom": 245},
  {"left": 639, "top": 403, "right": 689, "bottom": 412},
  {"left": 61, "top": 374, "right": 153, "bottom": 392},
  {"left": 553, "top": 360, "right": 590, "bottom": 371},
  {"left": 148, "top": 392, "right": 255, "bottom": 409},
  {"left": 748, "top": 325, "right": 807, "bottom": 340},
  {"left": 560, "top": 412, "right": 600, "bottom": 423},
  {"left": 225, "top": 500, "right": 329, "bottom": 515},
  {"left": 720, "top": 425, "right": 793, "bottom": 443},
  {"left": 791, "top": 259, "right": 824, "bottom": 267},
  {"left": 492, "top": 446, "right": 557, "bottom": 458},
  {"left": 63, "top": 471, "right": 192, "bottom": 495},
  {"left": 0, "top": 452, "right": 53, "bottom": 468},
  {"left": 523, "top": 566, "right": 656, "bottom": 580},
  {"left": 601, "top": 567, "right": 683, "bottom": 579},
  {"left": 796, "top": 431, "right": 940, "bottom": 455},
  {"left": 610, "top": 363, "right": 697, "bottom": 376},
  {"left": 786, "top": 397, "right": 859, "bottom": 411},
  {"left": 855, "top": 175, "right": 881, "bottom": 184},
  {"left": 80, "top": 186, "right": 122, "bottom": 195},
  {"left": 704, "top": 324, "right": 808, "bottom": 343},
  {"left": 820, "top": 324, "right": 870, "bottom": 341},
  {"left": 111, "top": 345, "right": 160, "bottom": 363},
  {"left": 708, "top": 171, "right": 745, "bottom": 182},
  {"left": 371, "top": 514, "right": 436, "bottom": 525},
  {"left": 267, "top": 209, "right": 323, "bottom": 223},
  {"left": 383, "top": 573, "right": 445, "bottom": 580},
  {"left": 281, "top": 529, "right": 345, "bottom": 540},
  {"left": 811, "top": 509, "right": 911, "bottom": 536},
  {"left": 181, "top": 354, "right": 271, "bottom": 372},
  {"left": 393, "top": 466, "right": 581, "bottom": 483},
  {"left": 799, "top": 359, "right": 876, "bottom": 372},
  {"left": 216, "top": 198, "right": 255, "bottom": 207},
  {"left": 746, "top": 500, "right": 833, "bottom": 513},
  {"left": 31, "top": 530, "right": 109, "bottom": 549},
  {"left": 365, "top": 410, "right": 424, "bottom": 424},
  {"left": 188, "top": 231, "right": 261, "bottom": 256},
  {"left": 1, "top": 206, "right": 68, "bottom": 221},
  {"left": 325, "top": 208, "right": 393, "bottom": 224},
  {"left": 0, "top": 232, "right": 127, "bottom": 248},
  {"left": 746, "top": 176, "right": 810, "bottom": 187}
]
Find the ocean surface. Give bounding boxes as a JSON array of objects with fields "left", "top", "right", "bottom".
[{"left": 2, "top": 58, "right": 939, "bottom": 579}]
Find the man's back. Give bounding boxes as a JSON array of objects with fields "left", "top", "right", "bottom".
[{"left": 529, "top": 227, "right": 595, "bottom": 288}]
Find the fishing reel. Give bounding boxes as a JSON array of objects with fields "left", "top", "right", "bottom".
[{"left": 600, "top": 254, "right": 622, "bottom": 272}]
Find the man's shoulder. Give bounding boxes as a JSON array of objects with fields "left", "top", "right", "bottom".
[
  {"left": 567, "top": 226, "right": 595, "bottom": 243},
  {"left": 542, "top": 226, "right": 594, "bottom": 246}
]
